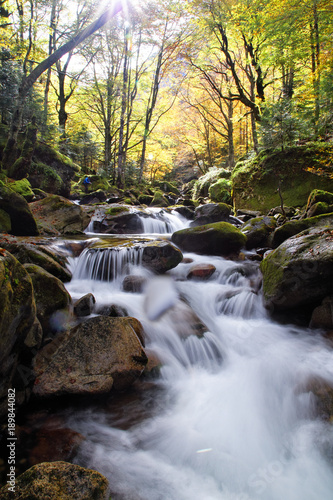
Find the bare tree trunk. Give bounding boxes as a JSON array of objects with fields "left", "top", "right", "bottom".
[
  {"left": 227, "top": 100, "right": 234, "bottom": 168},
  {"left": 42, "top": 0, "right": 58, "bottom": 137},
  {"left": 117, "top": 27, "right": 129, "bottom": 189}
]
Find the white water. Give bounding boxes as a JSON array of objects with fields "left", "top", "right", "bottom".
[
  {"left": 65, "top": 245, "right": 333, "bottom": 500},
  {"left": 140, "top": 208, "right": 189, "bottom": 234}
]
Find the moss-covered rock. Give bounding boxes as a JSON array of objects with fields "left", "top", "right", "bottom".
[
  {"left": 209, "top": 178, "right": 232, "bottom": 204},
  {"left": 0, "top": 461, "right": 109, "bottom": 500},
  {"left": 141, "top": 240, "right": 183, "bottom": 273},
  {"left": 151, "top": 190, "right": 169, "bottom": 207},
  {"left": 0, "top": 251, "right": 41, "bottom": 420},
  {"left": 0, "top": 240, "right": 71, "bottom": 282},
  {"left": 8, "top": 178, "right": 35, "bottom": 202},
  {"left": 154, "top": 180, "right": 180, "bottom": 195},
  {"left": 138, "top": 194, "right": 154, "bottom": 205},
  {"left": 172, "top": 222, "right": 247, "bottom": 256},
  {"left": 30, "top": 194, "right": 90, "bottom": 235},
  {"left": 241, "top": 216, "right": 277, "bottom": 249},
  {"left": 232, "top": 144, "right": 333, "bottom": 212},
  {"left": 33, "top": 316, "right": 147, "bottom": 397},
  {"left": 193, "top": 168, "right": 231, "bottom": 200},
  {"left": 191, "top": 203, "right": 233, "bottom": 227},
  {"left": 0, "top": 208, "right": 11, "bottom": 233},
  {"left": 306, "top": 189, "right": 333, "bottom": 209},
  {"left": 272, "top": 213, "right": 333, "bottom": 248},
  {"left": 105, "top": 205, "right": 130, "bottom": 216},
  {"left": 0, "top": 184, "right": 39, "bottom": 236},
  {"left": 260, "top": 227, "right": 333, "bottom": 311},
  {"left": 307, "top": 201, "right": 333, "bottom": 217},
  {"left": 24, "top": 264, "right": 72, "bottom": 336}
]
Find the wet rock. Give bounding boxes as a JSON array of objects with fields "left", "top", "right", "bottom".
[
  {"left": 100, "top": 212, "right": 144, "bottom": 234},
  {"left": 172, "top": 222, "right": 247, "bottom": 257},
  {"left": 310, "top": 296, "right": 333, "bottom": 330},
  {"left": 0, "top": 461, "right": 109, "bottom": 500},
  {"left": 150, "top": 190, "right": 169, "bottom": 207},
  {"left": 173, "top": 206, "right": 195, "bottom": 220},
  {"left": 272, "top": 213, "right": 333, "bottom": 248},
  {"left": 97, "top": 304, "right": 129, "bottom": 318},
  {"left": 306, "top": 189, "right": 333, "bottom": 216},
  {"left": 33, "top": 316, "right": 147, "bottom": 397},
  {"left": 141, "top": 240, "right": 183, "bottom": 274},
  {"left": 301, "top": 377, "right": 333, "bottom": 422},
  {"left": 0, "top": 240, "right": 72, "bottom": 282},
  {"left": 80, "top": 190, "right": 107, "bottom": 205},
  {"left": 187, "top": 263, "right": 216, "bottom": 280},
  {"left": 0, "top": 208, "right": 11, "bottom": 233},
  {"left": 0, "top": 251, "right": 40, "bottom": 420},
  {"left": 190, "top": 203, "right": 232, "bottom": 227},
  {"left": 241, "top": 216, "right": 276, "bottom": 249},
  {"left": 182, "top": 257, "right": 194, "bottom": 264},
  {"left": 0, "top": 184, "right": 39, "bottom": 236},
  {"left": 122, "top": 275, "right": 147, "bottom": 293},
  {"left": 24, "top": 264, "right": 72, "bottom": 336},
  {"left": 73, "top": 293, "right": 96, "bottom": 317},
  {"left": 260, "top": 228, "right": 333, "bottom": 311},
  {"left": 30, "top": 194, "right": 90, "bottom": 235},
  {"left": 29, "top": 427, "right": 84, "bottom": 465},
  {"left": 236, "top": 209, "right": 261, "bottom": 221}
]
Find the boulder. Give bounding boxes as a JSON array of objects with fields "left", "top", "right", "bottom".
[
  {"left": 191, "top": 203, "right": 232, "bottom": 227},
  {"left": 0, "top": 208, "right": 11, "bottom": 233},
  {"left": 24, "top": 264, "right": 72, "bottom": 336},
  {"left": 122, "top": 275, "right": 147, "bottom": 293},
  {"left": 150, "top": 190, "right": 169, "bottom": 207},
  {"left": 0, "top": 251, "right": 41, "bottom": 420},
  {"left": 30, "top": 195, "right": 90, "bottom": 235},
  {"left": 33, "top": 316, "right": 147, "bottom": 397},
  {"left": 260, "top": 228, "right": 333, "bottom": 311},
  {"left": 209, "top": 178, "right": 232, "bottom": 204},
  {"left": 0, "top": 461, "right": 109, "bottom": 500},
  {"left": 193, "top": 168, "right": 231, "bottom": 200},
  {"left": 187, "top": 263, "right": 216, "bottom": 280},
  {"left": 172, "top": 222, "right": 247, "bottom": 257},
  {"left": 8, "top": 178, "right": 35, "bottom": 202},
  {"left": 0, "top": 240, "right": 72, "bottom": 282},
  {"left": 96, "top": 304, "right": 128, "bottom": 318},
  {"left": 272, "top": 213, "right": 333, "bottom": 248},
  {"left": 173, "top": 205, "right": 195, "bottom": 220},
  {"left": 306, "top": 189, "right": 333, "bottom": 213},
  {"left": 141, "top": 240, "right": 183, "bottom": 273},
  {"left": 29, "top": 427, "right": 84, "bottom": 465},
  {"left": 307, "top": 202, "right": 333, "bottom": 218},
  {"left": 0, "top": 184, "right": 39, "bottom": 236},
  {"left": 96, "top": 212, "right": 144, "bottom": 234},
  {"left": 241, "top": 216, "right": 277, "bottom": 249},
  {"left": 310, "top": 296, "right": 333, "bottom": 331},
  {"left": 73, "top": 293, "right": 96, "bottom": 317}
]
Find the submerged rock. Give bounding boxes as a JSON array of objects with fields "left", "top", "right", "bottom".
[
  {"left": 172, "top": 222, "right": 247, "bottom": 257},
  {"left": 0, "top": 461, "right": 109, "bottom": 500},
  {"left": 260, "top": 228, "right": 333, "bottom": 311},
  {"left": 122, "top": 275, "right": 147, "bottom": 293},
  {"left": 33, "top": 316, "right": 147, "bottom": 397}
]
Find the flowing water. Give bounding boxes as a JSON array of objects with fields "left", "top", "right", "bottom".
[{"left": 64, "top": 211, "right": 333, "bottom": 500}]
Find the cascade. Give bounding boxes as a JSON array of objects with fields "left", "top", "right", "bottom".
[
  {"left": 140, "top": 208, "right": 189, "bottom": 234},
  {"left": 64, "top": 243, "right": 333, "bottom": 500}
]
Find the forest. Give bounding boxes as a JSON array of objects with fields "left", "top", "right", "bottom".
[{"left": 1, "top": 0, "right": 332, "bottom": 188}]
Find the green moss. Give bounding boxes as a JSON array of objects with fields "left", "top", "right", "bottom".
[
  {"left": 209, "top": 178, "right": 232, "bottom": 203},
  {"left": 272, "top": 212, "right": 333, "bottom": 247},
  {"left": 9, "top": 178, "right": 35, "bottom": 201},
  {"left": 193, "top": 168, "right": 231, "bottom": 200},
  {"left": 307, "top": 189, "right": 333, "bottom": 208},
  {"left": 260, "top": 247, "right": 286, "bottom": 298},
  {"left": 31, "top": 162, "right": 63, "bottom": 192},
  {"left": 0, "top": 208, "right": 11, "bottom": 233},
  {"left": 154, "top": 181, "right": 180, "bottom": 195},
  {"left": 151, "top": 190, "right": 169, "bottom": 207},
  {"left": 105, "top": 206, "right": 130, "bottom": 216}
]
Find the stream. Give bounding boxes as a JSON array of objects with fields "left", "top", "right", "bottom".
[{"left": 61, "top": 208, "right": 333, "bottom": 500}]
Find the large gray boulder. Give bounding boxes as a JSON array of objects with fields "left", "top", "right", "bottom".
[
  {"left": 0, "top": 184, "right": 39, "bottom": 236},
  {"left": 260, "top": 228, "right": 333, "bottom": 311},
  {"left": 190, "top": 203, "right": 233, "bottom": 227},
  {"left": 33, "top": 316, "right": 147, "bottom": 397},
  {"left": 241, "top": 216, "right": 277, "bottom": 249}
]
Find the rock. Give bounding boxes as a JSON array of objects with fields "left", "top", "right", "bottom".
[
  {"left": 29, "top": 427, "right": 84, "bottom": 465},
  {"left": 8, "top": 178, "right": 35, "bottom": 202},
  {"left": 150, "top": 190, "right": 169, "bottom": 207},
  {"left": 209, "top": 178, "right": 232, "bottom": 204},
  {"left": 97, "top": 212, "right": 144, "bottom": 234},
  {"left": 260, "top": 228, "right": 333, "bottom": 311},
  {"left": 173, "top": 205, "right": 195, "bottom": 219},
  {"left": 141, "top": 240, "right": 183, "bottom": 274},
  {"left": 80, "top": 190, "right": 107, "bottom": 205},
  {"left": 138, "top": 194, "right": 153, "bottom": 205},
  {"left": 73, "top": 293, "right": 96, "bottom": 317},
  {"left": 307, "top": 202, "right": 333, "bottom": 218},
  {"left": 306, "top": 189, "right": 333, "bottom": 214},
  {"left": 172, "top": 222, "right": 247, "bottom": 257},
  {"left": 122, "top": 275, "right": 147, "bottom": 293},
  {"left": 30, "top": 194, "right": 90, "bottom": 235},
  {"left": 187, "top": 263, "right": 216, "bottom": 280},
  {"left": 268, "top": 206, "right": 296, "bottom": 217},
  {"left": 33, "top": 316, "right": 147, "bottom": 397},
  {"left": 300, "top": 377, "right": 333, "bottom": 422},
  {"left": 191, "top": 203, "right": 232, "bottom": 227},
  {"left": 0, "top": 240, "right": 72, "bottom": 282},
  {"left": 236, "top": 209, "right": 261, "bottom": 222},
  {"left": 0, "top": 251, "right": 40, "bottom": 420},
  {"left": 193, "top": 168, "right": 231, "bottom": 200},
  {"left": 232, "top": 144, "right": 333, "bottom": 212},
  {"left": 96, "top": 304, "right": 128, "bottom": 317},
  {"left": 0, "top": 461, "right": 109, "bottom": 500},
  {"left": 0, "top": 184, "right": 39, "bottom": 236},
  {"left": 240, "top": 216, "right": 277, "bottom": 249},
  {"left": 0, "top": 208, "right": 11, "bottom": 233},
  {"left": 272, "top": 213, "right": 333, "bottom": 248},
  {"left": 24, "top": 264, "right": 72, "bottom": 336},
  {"left": 310, "top": 296, "right": 333, "bottom": 330}
]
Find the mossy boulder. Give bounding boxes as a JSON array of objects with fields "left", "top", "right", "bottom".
[
  {"left": 260, "top": 227, "right": 333, "bottom": 311},
  {"left": 105, "top": 205, "right": 131, "bottom": 216},
  {"left": 172, "top": 222, "right": 247, "bottom": 256},
  {"left": 232, "top": 144, "right": 333, "bottom": 212},
  {"left": 272, "top": 213, "right": 333, "bottom": 248},
  {"left": 8, "top": 178, "right": 35, "bottom": 202},
  {"left": 138, "top": 194, "right": 154, "bottom": 205},
  {"left": 151, "top": 190, "right": 169, "bottom": 207},
  {"left": 0, "top": 184, "right": 39, "bottom": 236},
  {"left": 0, "top": 251, "right": 41, "bottom": 420},
  {"left": 154, "top": 180, "right": 180, "bottom": 195},
  {"left": 0, "top": 240, "right": 72, "bottom": 282},
  {"left": 307, "top": 201, "right": 333, "bottom": 218},
  {"left": 191, "top": 203, "right": 233, "bottom": 227},
  {"left": 0, "top": 461, "right": 109, "bottom": 500},
  {"left": 141, "top": 240, "right": 183, "bottom": 273},
  {"left": 241, "top": 216, "right": 277, "bottom": 249},
  {"left": 92, "top": 212, "right": 144, "bottom": 234},
  {"left": 33, "top": 316, "right": 147, "bottom": 397},
  {"left": 306, "top": 189, "right": 333, "bottom": 210},
  {"left": 0, "top": 208, "right": 11, "bottom": 233},
  {"left": 209, "top": 178, "right": 232, "bottom": 204},
  {"left": 24, "top": 264, "right": 72, "bottom": 337},
  {"left": 30, "top": 194, "right": 90, "bottom": 235},
  {"left": 193, "top": 168, "right": 231, "bottom": 200}
]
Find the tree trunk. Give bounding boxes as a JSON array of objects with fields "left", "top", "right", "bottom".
[
  {"left": 42, "top": 0, "right": 58, "bottom": 137},
  {"left": 117, "top": 27, "right": 129, "bottom": 189},
  {"left": 227, "top": 100, "right": 235, "bottom": 168}
]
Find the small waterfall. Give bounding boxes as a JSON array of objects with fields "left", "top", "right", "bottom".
[
  {"left": 72, "top": 245, "right": 144, "bottom": 283},
  {"left": 140, "top": 208, "right": 189, "bottom": 234}
]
